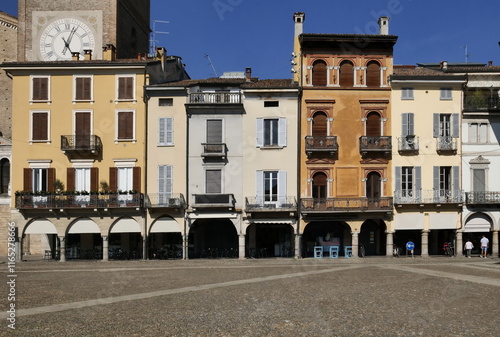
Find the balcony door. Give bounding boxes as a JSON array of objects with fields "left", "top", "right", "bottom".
[
  {"left": 312, "top": 112, "right": 327, "bottom": 136},
  {"left": 366, "top": 171, "right": 381, "bottom": 198},
  {"left": 75, "top": 112, "right": 91, "bottom": 149},
  {"left": 312, "top": 172, "right": 327, "bottom": 199},
  {"left": 366, "top": 112, "right": 381, "bottom": 137}
]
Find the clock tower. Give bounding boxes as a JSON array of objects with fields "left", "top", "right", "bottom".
[{"left": 17, "top": 0, "right": 151, "bottom": 61}]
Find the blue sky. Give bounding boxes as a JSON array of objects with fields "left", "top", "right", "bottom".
[{"left": 2, "top": 0, "right": 500, "bottom": 79}]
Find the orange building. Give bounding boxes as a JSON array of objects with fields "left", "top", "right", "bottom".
[{"left": 294, "top": 13, "right": 397, "bottom": 257}]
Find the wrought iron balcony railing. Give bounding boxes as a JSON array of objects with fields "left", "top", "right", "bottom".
[
  {"left": 464, "top": 95, "right": 500, "bottom": 112},
  {"left": 188, "top": 92, "right": 241, "bottom": 104},
  {"left": 300, "top": 197, "right": 393, "bottom": 213},
  {"left": 192, "top": 194, "right": 236, "bottom": 208},
  {"left": 394, "top": 190, "right": 463, "bottom": 204},
  {"left": 146, "top": 193, "right": 186, "bottom": 208},
  {"left": 465, "top": 191, "right": 500, "bottom": 205},
  {"left": 245, "top": 197, "right": 297, "bottom": 212},
  {"left": 398, "top": 135, "right": 419, "bottom": 152},
  {"left": 359, "top": 136, "right": 392, "bottom": 154},
  {"left": 201, "top": 143, "right": 227, "bottom": 159},
  {"left": 15, "top": 192, "right": 144, "bottom": 209},
  {"left": 436, "top": 136, "right": 457, "bottom": 152},
  {"left": 305, "top": 136, "right": 338, "bottom": 156},
  {"left": 61, "top": 135, "right": 102, "bottom": 154}
]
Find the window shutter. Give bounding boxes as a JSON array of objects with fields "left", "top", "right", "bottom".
[
  {"left": 66, "top": 168, "right": 75, "bottom": 191},
  {"left": 118, "top": 111, "right": 133, "bottom": 139},
  {"left": 395, "top": 167, "right": 401, "bottom": 192},
  {"left": 206, "top": 170, "right": 221, "bottom": 194},
  {"left": 278, "top": 117, "right": 287, "bottom": 146},
  {"left": 23, "top": 168, "right": 32, "bottom": 191},
  {"left": 256, "top": 118, "right": 263, "bottom": 147},
  {"left": 133, "top": 167, "right": 141, "bottom": 192},
  {"left": 366, "top": 62, "right": 380, "bottom": 87},
  {"left": 312, "top": 61, "right": 327, "bottom": 86},
  {"left": 453, "top": 166, "right": 460, "bottom": 199},
  {"left": 402, "top": 114, "right": 409, "bottom": 137},
  {"left": 479, "top": 123, "right": 487, "bottom": 143},
  {"left": 166, "top": 117, "right": 173, "bottom": 144},
  {"left": 339, "top": 62, "right": 354, "bottom": 87},
  {"left": 32, "top": 112, "right": 48, "bottom": 141},
  {"left": 415, "top": 166, "right": 421, "bottom": 201},
  {"left": 47, "top": 168, "right": 55, "bottom": 192},
  {"left": 33, "top": 77, "right": 48, "bottom": 100},
  {"left": 158, "top": 118, "right": 166, "bottom": 144},
  {"left": 109, "top": 167, "right": 117, "bottom": 191},
  {"left": 469, "top": 124, "right": 477, "bottom": 143},
  {"left": 165, "top": 165, "right": 173, "bottom": 197},
  {"left": 158, "top": 165, "right": 166, "bottom": 194},
  {"left": 433, "top": 166, "right": 439, "bottom": 191},
  {"left": 206, "top": 119, "right": 222, "bottom": 143},
  {"left": 278, "top": 170, "right": 287, "bottom": 206},
  {"left": 256, "top": 170, "right": 263, "bottom": 203},
  {"left": 76, "top": 77, "right": 91, "bottom": 100},
  {"left": 118, "top": 77, "right": 134, "bottom": 99},
  {"left": 90, "top": 167, "right": 98, "bottom": 191},
  {"left": 452, "top": 113, "right": 459, "bottom": 138},
  {"left": 433, "top": 114, "right": 439, "bottom": 138},
  {"left": 473, "top": 169, "right": 485, "bottom": 192},
  {"left": 408, "top": 113, "right": 414, "bottom": 135}
]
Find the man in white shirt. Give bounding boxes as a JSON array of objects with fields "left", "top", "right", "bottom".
[
  {"left": 480, "top": 235, "right": 489, "bottom": 258},
  {"left": 464, "top": 240, "right": 473, "bottom": 258}
]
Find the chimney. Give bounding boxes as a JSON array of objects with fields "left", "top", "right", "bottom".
[
  {"left": 440, "top": 61, "right": 448, "bottom": 70},
  {"left": 156, "top": 47, "right": 167, "bottom": 59},
  {"left": 245, "top": 67, "right": 252, "bottom": 82},
  {"left": 293, "top": 12, "right": 305, "bottom": 38},
  {"left": 71, "top": 52, "right": 80, "bottom": 61},
  {"left": 102, "top": 44, "right": 116, "bottom": 61},
  {"left": 293, "top": 12, "right": 305, "bottom": 83},
  {"left": 488, "top": 60, "right": 493, "bottom": 66},
  {"left": 83, "top": 50, "right": 92, "bottom": 61},
  {"left": 378, "top": 16, "right": 389, "bottom": 35}
]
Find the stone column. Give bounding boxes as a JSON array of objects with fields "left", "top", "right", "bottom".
[
  {"left": 421, "top": 230, "right": 429, "bottom": 257},
  {"left": 492, "top": 230, "right": 499, "bottom": 257},
  {"left": 295, "top": 233, "right": 302, "bottom": 259},
  {"left": 238, "top": 234, "right": 245, "bottom": 259},
  {"left": 182, "top": 234, "right": 188, "bottom": 260},
  {"left": 102, "top": 236, "right": 109, "bottom": 261},
  {"left": 456, "top": 230, "right": 463, "bottom": 257},
  {"left": 351, "top": 232, "right": 359, "bottom": 258},
  {"left": 58, "top": 236, "right": 66, "bottom": 262},
  {"left": 386, "top": 231, "right": 394, "bottom": 257},
  {"left": 142, "top": 234, "right": 147, "bottom": 261}
]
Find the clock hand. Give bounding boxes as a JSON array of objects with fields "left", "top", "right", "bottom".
[{"left": 61, "top": 27, "right": 77, "bottom": 55}]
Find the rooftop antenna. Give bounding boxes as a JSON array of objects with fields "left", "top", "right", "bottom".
[
  {"left": 150, "top": 20, "right": 170, "bottom": 56},
  {"left": 462, "top": 45, "right": 470, "bottom": 62},
  {"left": 205, "top": 54, "right": 218, "bottom": 77}
]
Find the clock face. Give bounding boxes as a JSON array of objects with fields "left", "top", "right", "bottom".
[{"left": 39, "top": 18, "right": 96, "bottom": 61}]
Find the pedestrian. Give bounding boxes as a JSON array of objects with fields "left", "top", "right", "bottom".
[
  {"left": 464, "top": 240, "right": 473, "bottom": 258},
  {"left": 480, "top": 235, "right": 489, "bottom": 258}
]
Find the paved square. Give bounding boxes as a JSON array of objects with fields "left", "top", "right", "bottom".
[{"left": 2, "top": 257, "right": 500, "bottom": 336}]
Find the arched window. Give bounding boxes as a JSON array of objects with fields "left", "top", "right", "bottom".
[
  {"left": 366, "top": 111, "right": 381, "bottom": 137},
  {"left": 312, "top": 112, "right": 327, "bottom": 136},
  {"left": 366, "top": 171, "right": 381, "bottom": 198},
  {"left": 366, "top": 61, "right": 380, "bottom": 87},
  {"left": 312, "top": 172, "right": 327, "bottom": 199},
  {"left": 339, "top": 61, "right": 354, "bottom": 87},
  {"left": 0, "top": 158, "right": 10, "bottom": 195},
  {"left": 312, "top": 60, "right": 327, "bottom": 86}
]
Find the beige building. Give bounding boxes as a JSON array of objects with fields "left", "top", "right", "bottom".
[{"left": 390, "top": 64, "right": 465, "bottom": 256}]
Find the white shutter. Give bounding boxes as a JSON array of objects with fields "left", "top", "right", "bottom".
[
  {"left": 158, "top": 118, "right": 166, "bottom": 145},
  {"left": 166, "top": 118, "right": 173, "bottom": 144},
  {"left": 278, "top": 117, "right": 287, "bottom": 146},
  {"left": 256, "top": 118, "right": 263, "bottom": 147},
  {"left": 158, "top": 165, "right": 166, "bottom": 204},
  {"left": 256, "top": 170, "right": 264, "bottom": 204},
  {"left": 278, "top": 170, "right": 287, "bottom": 206}
]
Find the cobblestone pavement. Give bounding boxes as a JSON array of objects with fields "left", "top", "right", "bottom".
[{"left": 1, "top": 256, "right": 500, "bottom": 336}]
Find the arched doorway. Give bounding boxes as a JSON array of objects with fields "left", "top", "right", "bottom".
[
  {"left": 188, "top": 219, "right": 238, "bottom": 259},
  {"left": 312, "top": 172, "right": 327, "bottom": 199},
  {"left": 302, "top": 221, "right": 350, "bottom": 257},
  {"left": 463, "top": 213, "right": 493, "bottom": 256},
  {"left": 23, "top": 219, "right": 59, "bottom": 258},
  {"left": 359, "top": 219, "right": 387, "bottom": 256},
  {"left": 312, "top": 60, "right": 327, "bottom": 86},
  {"left": 0, "top": 158, "right": 10, "bottom": 195}
]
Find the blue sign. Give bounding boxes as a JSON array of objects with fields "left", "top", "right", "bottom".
[{"left": 406, "top": 241, "right": 415, "bottom": 250}]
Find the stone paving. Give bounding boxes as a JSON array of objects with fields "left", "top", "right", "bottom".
[{"left": 1, "top": 256, "right": 500, "bottom": 336}]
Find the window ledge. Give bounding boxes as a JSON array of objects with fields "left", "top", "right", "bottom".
[
  {"left": 30, "top": 100, "right": 52, "bottom": 104},
  {"left": 73, "top": 100, "right": 95, "bottom": 104},
  {"left": 115, "top": 99, "right": 137, "bottom": 103},
  {"left": 115, "top": 139, "right": 137, "bottom": 144},
  {"left": 29, "top": 140, "right": 51, "bottom": 144},
  {"left": 259, "top": 145, "right": 284, "bottom": 150},
  {"left": 157, "top": 144, "right": 174, "bottom": 147}
]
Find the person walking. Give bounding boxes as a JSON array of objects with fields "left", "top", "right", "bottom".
[
  {"left": 480, "top": 235, "right": 489, "bottom": 258},
  {"left": 464, "top": 240, "right": 473, "bottom": 258}
]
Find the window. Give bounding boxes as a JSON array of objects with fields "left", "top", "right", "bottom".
[
  {"left": 158, "top": 165, "right": 173, "bottom": 203},
  {"left": 117, "top": 167, "right": 133, "bottom": 191},
  {"left": 117, "top": 110, "right": 134, "bottom": 140},
  {"left": 23, "top": 167, "right": 54, "bottom": 192},
  {"left": 264, "top": 101, "right": 279, "bottom": 107},
  {"left": 74, "top": 76, "right": 92, "bottom": 101},
  {"left": 158, "top": 117, "right": 174, "bottom": 145},
  {"left": 256, "top": 117, "right": 286, "bottom": 147},
  {"left": 401, "top": 113, "right": 414, "bottom": 136},
  {"left": 440, "top": 88, "right": 452, "bottom": 100},
  {"left": 264, "top": 171, "right": 278, "bottom": 202},
  {"left": 109, "top": 166, "right": 140, "bottom": 192},
  {"left": 366, "top": 111, "right": 381, "bottom": 137},
  {"left": 401, "top": 88, "right": 414, "bottom": 100},
  {"left": 117, "top": 75, "right": 135, "bottom": 100},
  {"left": 206, "top": 169, "right": 222, "bottom": 194},
  {"left": 0, "top": 158, "right": 10, "bottom": 195},
  {"left": 433, "top": 113, "right": 459, "bottom": 138},
  {"left": 469, "top": 123, "right": 487, "bottom": 143},
  {"left": 366, "top": 61, "right": 380, "bottom": 87},
  {"left": 74, "top": 168, "right": 91, "bottom": 192},
  {"left": 312, "top": 172, "right": 327, "bottom": 198},
  {"left": 159, "top": 98, "right": 173, "bottom": 106},
  {"left": 206, "top": 119, "right": 223, "bottom": 143},
  {"left": 433, "top": 166, "right": 459, "bottom": 200},
  {"left": 472, "top": 168, "right": 485, "bottom": 193},
  {"left": 395, "top": 166, "right": 421, "bottom": 200},
  {"left": 31, "top": 111, "right": 49, "bottom": 141},
  {"left": 312, "top": 60, "right": 327, "bottom": 86},
  {"left": 32, "top": 168, "right": 48, "bottom": 192},
  {"left": 339, "top": 61, "right": 354, "bottom": 87},
  {"left": 31, "top": 76, "right": 49, "bottom": 101},
  {"left": 366, "top": 171, "right": 381, "bottom": 198},
  {"left": 256, "top": 170, "right": 286, "bottom": 205}
]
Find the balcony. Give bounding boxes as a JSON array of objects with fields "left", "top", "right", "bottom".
[
  {"left": 465, "top": 191, "right": 500, "bottom": 205},
  {"left": 61, "top": 135, "right": 102, "bottom": 155},
  {"left": 245, "top": 197, "right": 297, "bottom": 212},
  {"left": 359, "top": 136, "right": 391, "bottom": 155},
  {"left": 394, "top": 190, "right": 463, "bottom": 205},
  {"left": 436, "top": 136, "right": 457, "bottom": 152},
  {"left": 189, "top": 92, "right": 241, "bottom": 104},
  {"left": 201, "top": 143, "right": 227, "bottom": 160},
  {"left": 146, "top": 193, "right": 186, "bottom": 208},
  {"left": 464, "top": 94, "right": 500, "bottom": 112},
  {"left": 192, "top": 194, "right": 235, "bottom": 209},
  {"left": 398, "top": 135, "right": 419, "bottom": 153},
  {"left": 305, "top": 136, "right": 338, "bottom": 156},
  {"left": 15, "top": 192, "right": 144, "bottom": 210},
  {"left": 300, "top": 197, "right": 393, "bottom": 213}
]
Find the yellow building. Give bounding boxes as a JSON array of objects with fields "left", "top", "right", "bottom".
[
  {"left": 294, "top": 13, "right": 397, "bottom": 257},
  {"left": 4, "top": 46, "right": 188, "bottom": 261}
]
